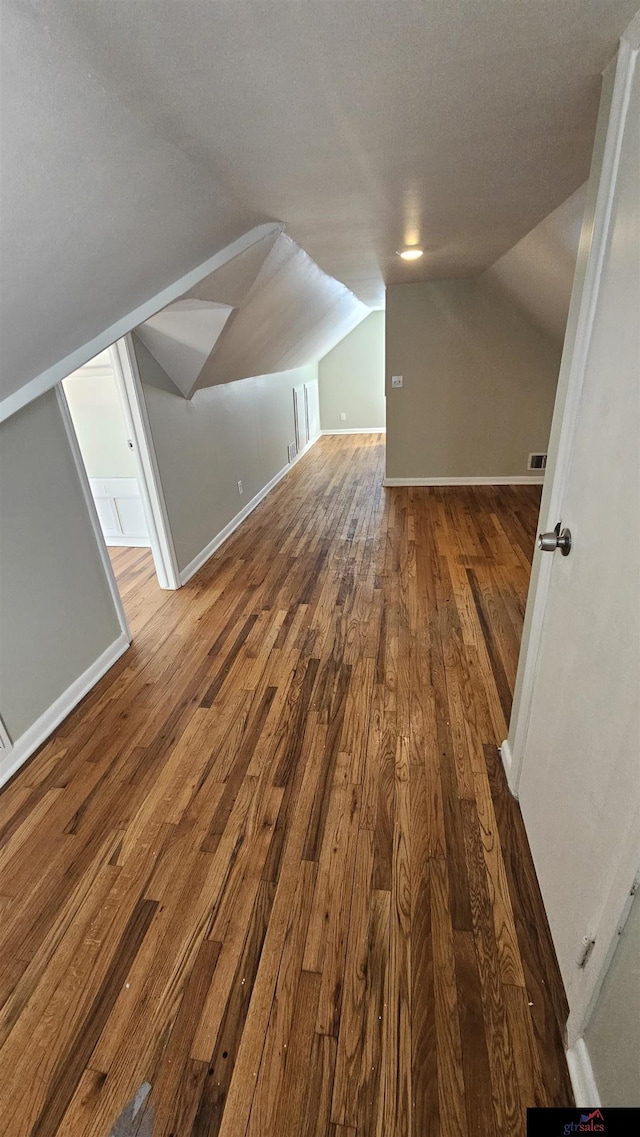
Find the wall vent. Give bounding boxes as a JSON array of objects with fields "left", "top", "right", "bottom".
[
  {"left": 528, "top": 453, "right": 547, "bottom": 471},
  {"left": 287, "top": 441, "right": 297, "bottom": 464}
]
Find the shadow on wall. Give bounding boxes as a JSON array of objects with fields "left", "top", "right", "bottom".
[{"left": 483, "top": 184, "right": 587, "bottom": 344}]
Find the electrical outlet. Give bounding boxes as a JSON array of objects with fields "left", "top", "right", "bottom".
[
  {"left": 391, "top": 375, "right": 403, "bottom": 388},
  {"left": 237, "top": 480, "right": 243, "bottom": 495},
  {"left": 340, "top": 412, "right": 347, "bottom": 421}
]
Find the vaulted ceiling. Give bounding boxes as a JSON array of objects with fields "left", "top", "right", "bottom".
[
  {"left": 1, "top": 0, "right": 636, "bottom": 408},
  {"left": 135, "top": 230, "right": 368, "bottom": 397}
]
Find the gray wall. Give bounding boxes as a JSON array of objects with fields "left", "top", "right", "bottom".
[
  {"left": 585, "top": 889, "right": 640, "bottom": 1106},
  {"left": 0, "top": 389, "right": 121, "bottom": 740},
  {"left": 385, "top": 279, "right": 562, "bottom": 480},
  {"left": 318, "top": 312, "right": 385, "bottom": 431},
  {"left": 133, "top": 335, "right": 318, "bottom": 573}
]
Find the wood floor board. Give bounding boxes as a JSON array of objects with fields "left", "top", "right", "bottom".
[{"left": 0, "top": 435, "right": 572, "bottom": 1136}]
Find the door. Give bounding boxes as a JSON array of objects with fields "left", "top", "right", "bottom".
[
  {"left": 62, "top": 353, "right": 151, "bottom": 548},
  {"left": 90, "top": 477, "right": 150, "bottom": 546},
  {"left": 516, "top": 29, "right": 640, "bottom": 1042}
]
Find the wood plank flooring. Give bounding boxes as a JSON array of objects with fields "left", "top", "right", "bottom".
[{"left": 0, "top": 435, "right": 573, "bottom": 1136}]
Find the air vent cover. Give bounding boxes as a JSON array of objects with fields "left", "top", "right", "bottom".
[{"left": 528, "top": 453, "right": 547, "bottom": 471}]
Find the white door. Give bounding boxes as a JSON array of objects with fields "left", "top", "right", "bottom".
[
  {"left": 89, "top": 477, "right": 150, "bottom": 546},
  {"left": 516, "top": 30, "right": 640, "bottom": 1042}
]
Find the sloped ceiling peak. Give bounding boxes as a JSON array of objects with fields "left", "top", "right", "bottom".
[
  {"left": 134, "top": 232, "right": 368, "bottom": 396},
  {"left": 193, "top": 233, "right": 368, "bottom": 390},
  {"left": 182, "top": 230, "right": 281, "bottom": 308},
  {"left": 134, "top": 230, "right": 287, "bottom": 397},
  {"left": 135, "top": 301, "right": 234, "bottom": 397}
]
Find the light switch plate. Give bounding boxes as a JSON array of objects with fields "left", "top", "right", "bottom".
[{"left": 391, "top": 375, "right": 403, "bottom": 388}]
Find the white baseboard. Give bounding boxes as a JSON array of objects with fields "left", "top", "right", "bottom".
[
  {"left": 566, "top": 1039, "right": 600, "bottom": 1107},
  {"left": 105, "top": 537, "right": 152, "bottom": 548},
  {"left": 383, "top": 475, "right": 544, "bottom": 487},
  {"left": 321, "top": 427, "right": 386, "bottom": 435},
  {"left": 0, "top": 632, "right": 130, "bottom": 790},
  {"left": 499, "top": 739, "right": 520, "bottom": 797},
  {"left": 179, "top": 434, "right": 321, "bottom": 586}
]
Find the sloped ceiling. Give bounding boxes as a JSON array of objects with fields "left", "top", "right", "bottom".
[
  {"left": 135, "top": 232, "right": 368, "bottom": 397},
  {"left": 483, "top": 185, "right": 587, "bottom": 342},
  {"left": 2, "top": 0, "right": 637, "bottom": 410},
  {"left": 135, "top": 303, "right": 234, "bottom": 398}
]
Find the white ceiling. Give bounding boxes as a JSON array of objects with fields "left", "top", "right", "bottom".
[{"left": 1, "top": 0, "right": 637, "bottom": 403}]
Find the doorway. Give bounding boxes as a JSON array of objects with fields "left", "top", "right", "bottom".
[
  {"left": 62, "top": 349, "right": 150, "bottom": 548},
  {"left": 57, "top": 336, "right": 181, "bottom": 622}
]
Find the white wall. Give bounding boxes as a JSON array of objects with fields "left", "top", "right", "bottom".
[
  {"left": 318, "top": 312, "right": 385, "bottom": 432},
  {"left": 0, "top": 389, "right": 123, "bottom": 748},
  {"left": 384, "top": 279, "right": 561, "bottom": 481},
  {"left": 132, "top": 334, "right": 319, "bottom": 576},
  {"left": 63, "top": 354, "right": 136, "bottom": 479}
]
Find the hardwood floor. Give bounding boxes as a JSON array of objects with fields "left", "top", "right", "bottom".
[{"left": 0, "top": 435, "right": 573, "bottom": 1136}]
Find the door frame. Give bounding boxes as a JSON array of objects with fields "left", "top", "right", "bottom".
[
  {"left": 55, "top": 383, "right": 131, "bottom": 641},
  {"left": 110, "top": 336, "right": 181, "bottom": 590}
]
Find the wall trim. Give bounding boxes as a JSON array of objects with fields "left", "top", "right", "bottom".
[
  {"left": 320, "top": 427, "right": 386, "bottom": 435},
  {"left": 566, "top": 1039, "right": 601, "bottom": 1107},
  {"left": 382, "top": 475, "right": 544, "bottom": 487},
  {"left": 499, "top": 739, "right": 516, "bottom": 793},
  {"left": 0, "top": 633, "right": 129, "bottom": 790},
  {"left": 179, "top": 433, "right": 321, "bottom": 586},
  {"left": 55, "top": 385, "right": 131, "bottom": 641},
  {"left": 113, "top": 338, "right": 182, "bottom": 590},
  {"left": 0, "top": 223, "right": 283, "bottom": 425},
  {"left": 0, "top": 715, "right": 12, "bottom": 753},
  {"left": 105, "top": 536, "right": 152, "bottom": 548}
]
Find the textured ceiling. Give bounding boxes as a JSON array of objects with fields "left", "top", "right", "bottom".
[{"left": 1, "top": 0, "right": 637, "bottom": 404}]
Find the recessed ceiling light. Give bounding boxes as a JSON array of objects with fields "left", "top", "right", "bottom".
[{"left": 398, "top": 247, "right": 424, "bottom": 261}]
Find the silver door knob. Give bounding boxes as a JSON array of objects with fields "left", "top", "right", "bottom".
[{"left": 538, "top": 522, "right": 572, "bottom": 556}]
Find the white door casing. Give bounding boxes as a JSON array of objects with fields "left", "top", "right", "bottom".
[
  {"left": 293, "top": 384, "right": 307, "bottom": 454},
  {"left": 508, "top": 21, "right": 640, "bottom": 1046},
  {"left": 305, "top": 379, "right": 321, "bottom": 442},
  {"left": 111, "top": 337, "right": 181, "bottom": 590}
]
